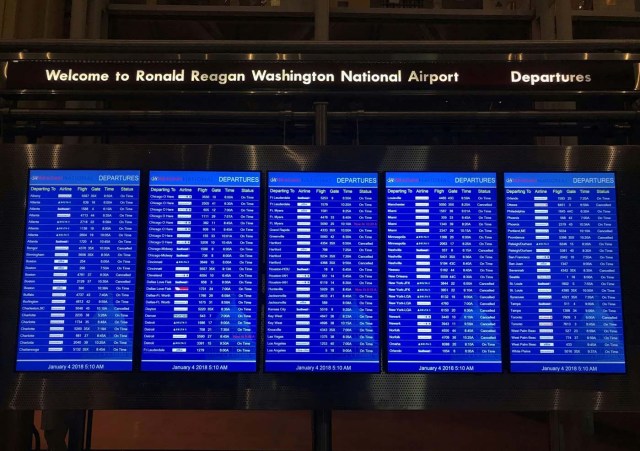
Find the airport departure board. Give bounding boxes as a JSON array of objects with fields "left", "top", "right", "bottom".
[
  {"left": 142, "top": 171, "right": 260, "bottom": 372},
  {"left": 17, "top": 170, "right": 140, "bottom": 371},
  {"left": 386, "top": 173, "right": 502, "bottom": 372},
  {"left": 505, "top": 173, "right": 625, "bottom": 373},
  {"left": 265, "top": 172, "right": 379, "bottom": 372}
]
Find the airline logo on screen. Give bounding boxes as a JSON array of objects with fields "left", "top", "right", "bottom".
[
  {"left": 31, "top": 174, "right": 62, "bottom": 181},
  {"left": 150, "top": 175, "right": 181, "bottom": 182},
  {"left": 270, "top": 176, "right": 301, "bottom": 183},
  {"left": 387, "top": 176, "right": 419, "bottom": 184}
]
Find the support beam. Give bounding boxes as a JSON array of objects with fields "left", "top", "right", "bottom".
[
  {"left": 0, "top": 0, "right": 5, "bottom": 36},
  {"left": 43, "top": 0, "right": 66, "bottom": 38},
  {"left": 532, "top": 1, "right": 576, "bottom": 144},
  {"left": 555, "top": 0, "right": 573, "bottom": 40},
  {"left": 314, "top": 0, "right": 329, "bottom": 41},
  {"left": 312, "top": 409, "right": 332, "bottom": 451},
  {"left": 534, "top": 0, "right": 556, "bottom": 39},
  {"left": 314, "top": 102, "right": 328, "bottom": 145},
  {"left": 534, "top": 0, "right": 573, "bottom": 40},
  {"left": 15, "top": 0, "right": 42, "bottom": 38},
  {"left": 549, "top": 411, "right": 595, "bottom": 451},
  {"left": 1, "top": 0, "right": 18, "bottom": 38},
  {"left": 87, "top": 0, "right": 108, "bottom": 39},
  {"left": 549, "top": 411, "right": 563, "bottom": 451},
  {"left": 0, "top": 410, "right": 34, "bottom": 450},
  {"left": 70, "top": 0, "right": 88, "bottom": 39}
]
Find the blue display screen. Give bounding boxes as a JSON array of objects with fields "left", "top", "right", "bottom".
[
  {"left": 266, "top": 172, "right": 379, "bottom": 372},
  {"left": 505, "top": 173, "right": 625, "bottom": 373},
  {"left": 142, "top": 171, "right": 260, "bottom": 372},
  {"left": 386, "top": 173, "right": 502, "bottom": 373},
  {"left": 17, "top": 170, "right": 140, "bottom": 371}
]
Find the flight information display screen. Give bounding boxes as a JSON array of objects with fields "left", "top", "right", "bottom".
[
  {"left": 266, "top": 172, "right": 379, "bottom": 372},
  {"left": 386, "top": 172, "right": 502, "bottom": 373},
  {"left": 505, "top": 173, "right": 625, "bottom": 373},
  {"left": 17, "top": 170, "right": 140, "bottom": 371},
  {"left": 142, "top": 171, "right": 260, "bottom": 372}
]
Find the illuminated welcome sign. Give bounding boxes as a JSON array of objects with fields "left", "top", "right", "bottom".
[{"left": 5, "top": 60, "right": 638, "bottom": 92}]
